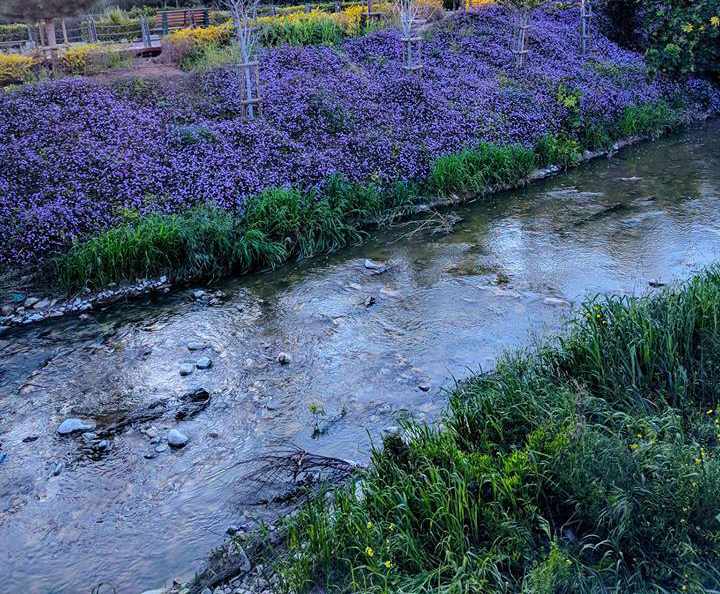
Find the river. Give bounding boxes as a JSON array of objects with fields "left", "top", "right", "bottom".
[{"left": 1, "top": 122, "right": 719, "bottom": 593}]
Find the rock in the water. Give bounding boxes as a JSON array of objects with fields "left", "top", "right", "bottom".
[
  {"left": 167, "top": 429, "right": 189, "bottom": 448},
  {"left": 364, "top": 259, "right": 387, "bottom": 274},
  {"left": 364, "top": 296, "right": 376, "bottom": 308},
  {"left": 418, "top": 383, "right": 431, "bottom": 392},
  {"left": 155, "top": 443, "right": 169, "bottom": 453},
  {"left": 57, "top": 418, "right": 96, "bottom": 436},
  {"left": 52, "top": 461, "right": 64, "bottom": 476},
  {"left": 23, "top": 297, "right": 39, "bottom": 308},
  {"left": 179, "top": 363, "right": 194, "bottom": 376},
  {"left": 0, "top": 452, "right": 7, "bottom": 465},
  {"left": 192, "top": 289, "right": 206, "bottom": 300},
  {"left": 22, "top": 435, "right": 39, "bottom": 443},
  {"left": 1, "top": 305, "right": 13, "bottom": 316},
  {"left": 277, "top": 352, "right": 291, "bottom": 365},
  {"left": 187, "top": 341, "right": 206, "bottom": 351},
  {"left": 543, "top": 297, "right": 571, "bottom": 307},
  {"left": 96, "top": 440, "right": 110, "bottom": 451},
  {"left": 196, "top": 356, "right": 213, "bottom": 370}
]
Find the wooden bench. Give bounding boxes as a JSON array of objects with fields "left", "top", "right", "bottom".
[{"left": 155, "top": 9, "right": 210, "bottom": 35}]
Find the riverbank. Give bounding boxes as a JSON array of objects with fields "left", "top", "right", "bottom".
[
  {"left": 0, "top": 113, "right": 715, "bottom": 333},
  {"left": 1, "top": 3, "right": 719, "bottom": 293},
  {"left": 260, "top": 265, "right": 720, "bottom": 593}
]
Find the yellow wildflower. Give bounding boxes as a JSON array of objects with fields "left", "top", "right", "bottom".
[
  {"left": 384, "top": 560, "right": 392, "bottom": 569},
  {"left": 367, "top": 521, "right": 374, "bottom": 530},
  {"left": 388, "top": 523, "right": 395, "bottom": 531},
  {"left": 365, "top": 546, "right": 374, "bottom": 557},
  {"left": 682, "top": 23, "right": 694, "bottom": 33},
  {"left": 711, "top": 16, "right": 720, "bottom": 27}
]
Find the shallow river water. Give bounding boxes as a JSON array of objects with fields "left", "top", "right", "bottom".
[{"left": 2, "top": 122, "right": 720, "bottom": 593}]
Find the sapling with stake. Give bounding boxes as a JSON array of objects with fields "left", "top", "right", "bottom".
[
  {"left": 396, "top": 0, "right": 423, "bottom": 73},
  {"left": 225, "top": 0, "right": 261, "bottom": 120}
]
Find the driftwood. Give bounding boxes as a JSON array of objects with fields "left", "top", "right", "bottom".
[{"left": 96, "top": 388, "right": 211, "bottom": 436}]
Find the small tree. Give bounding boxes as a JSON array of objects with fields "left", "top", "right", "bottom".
[
  {"left": 500, "top": 0, "right": 545, "bottom": 68},
  {"left": 0, "top": 0, "right": 97, "bottom": 48},
  {"left": 396, "top": 0, "right": 423, "bottom": 73},
  {"left": 580, "top": 0, "right": 592, "bottom": 56},
  {"left": 225, "top": 0, "right": 261, "bottom": 120}
]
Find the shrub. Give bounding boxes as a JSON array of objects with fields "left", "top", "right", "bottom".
[
  {"left": 278, "top": 267, "right": 720, "bottom": 593},
  {"left": 534, "top": 133, "right": 583, "bottom": 168},
  {"left": 61, "top": 44, "right": 131, "bottom": 75},
  {"left": 162, "top": 22, "right": 233, "bottom": 68},
  {"left": 0, "top": 23, "right": 28, "bottom": 42},
  {"left": 0, "top": 53, "right": 35, "bottom": 86}
]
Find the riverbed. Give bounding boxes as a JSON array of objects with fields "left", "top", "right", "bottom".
[{"left": 1, "top": 122, "right": 719, "bottom": 593}]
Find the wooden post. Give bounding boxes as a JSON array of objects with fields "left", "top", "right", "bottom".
[
  {"left": 238, "top": 60, "right": 261, "bottom": 121},
  {"left": 162, "top": 12, "right": 169, "bottom": 36},
  {"left": 61, "top": 19, "right": 69, "bottom": 45},
  {"left": 203, "top": 8, "right": 210, "bottom": 27}
]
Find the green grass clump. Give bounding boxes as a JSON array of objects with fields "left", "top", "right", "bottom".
[
  {"left": 278, "top": 267, "right": 720, "bottom": 593},
  {"left": 54, "top": 176, "right": 397, "bottom": 292},
  {"left": 614, "top": 101, "right": 677, "bottom": 139},
  {"left": 428, "top": 143, "right": 536, "bottom": 197},
  {"left": 534, "top": 133, "right": 584, "bottom": 169}
]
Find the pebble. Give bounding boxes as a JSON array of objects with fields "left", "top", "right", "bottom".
[
  {"left": 418, "top": 383, "right": 431, "bottom": 392},
  {"left": 22, "top": 435, "right": 39, "bottom": 443},
  {"left": 144, "top": 452, "right": 158, "bottom": 460},
  {"left": 196, "top": 356, "right": 213, "bottom": 370},
  {"left": 364, "top": 296, "right": 376, "bottom": 308},
  {"left": 0, "top": 452, "right": 6, "bottom": 465},
  {"left": 167, "top": 429, "right": 189, "bottom": 448},
  {"left": 96, "top": 440, "right": 110, "bottom": 451},
  {"left": 192, "top": 289, "right": 206, "bottom": 300},
  {"left": 276, "top": 352, "right": 291, "bottom": 365},
  {"left": 179, "top": 363, "right": 195, "bottom": 376},
  {"left": 187, "top": 341, "right": 206, "bottom": 351},
  {"left": 23, "top": 297, "right": 39, "bottom": 308},
  {"left": 52, "top": 461, "right": 64, "bottom": 476},
  {"left": 81, "top": 432, "right": 98, "bottom": 443},
  {"left": 57, "top": 418, "right": 97, "bottom": 436},
  {"left": 1, "top": 305, "right": 13, "bottom": 316},
  {"left": 155, "top": 443, "right": 169, "bottom": 453}
]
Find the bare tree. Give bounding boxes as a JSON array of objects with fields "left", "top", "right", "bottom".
[
  {"left": 396, "top": 0, "right": 423, "bottom": 73},
  {"left": 580, "top": 0, "right": 592, "bottom": 56},
  {"left": 225, "top": 0, "right": 261, "bottom": 120},
  {"left": 0, "top": 0, "right": 97, "bottom": 47},
  {"left": 500, "top": 0, "right": 545, "bottom": 68}
]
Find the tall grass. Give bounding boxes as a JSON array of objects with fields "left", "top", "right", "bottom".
[{"left": 278, "top": 268, "right": 720, "bottom": 593}]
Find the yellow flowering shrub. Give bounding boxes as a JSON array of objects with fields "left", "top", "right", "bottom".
[
  {"left": 62, "top": 44, "right": 104, "bottom": 75},
  {"left": 0, "top": 53, "right": 35, "bottom": 86},
  {"left": 165, "top": 21, "right": 233, "bottom": 47}
]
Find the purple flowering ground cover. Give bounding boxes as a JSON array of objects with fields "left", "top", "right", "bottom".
[{"left": 1, "top": 3, "right": 719, "bottom": 268}]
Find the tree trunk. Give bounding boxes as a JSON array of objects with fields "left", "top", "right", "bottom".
[{"left": 44, "top": 18, "right": 58, "bottom": 48}]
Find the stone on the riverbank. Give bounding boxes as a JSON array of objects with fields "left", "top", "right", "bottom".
[
  {"left": 167, "top": 429, "right": 189, "bottom": 448},
  {"left": 418, "top": 383, "right": 431, "bottom": 392},
  {"left": 1, "top": 305, "right": 13, "bottom": 316},
  {"left": 57, "top": 418, "right": 96, "bottom": 436},
  {"left": 179, "top": 363, "right": 194, "bottom": 376},
  {"left": 155, "top": 443, "right": 169, "bottom": 453},
  {"left": 196, "top": 356, "right": 213, "bottom": 370},
  {"left": 23, "top": 297, "right": 39, "bottom": 308},
  {"left": 187, "top": 341, "right": 206, "bottom": 351},
  {"left": 277, "top": 352, "right": 291, "bottom": 365},
  {"left": 33, "top": 298, "right": 51, "bottom": 310}
]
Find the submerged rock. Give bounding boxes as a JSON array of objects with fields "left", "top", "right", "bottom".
[
  {"left": 167, "top": 429, "right": 189, "bottom": 448},
  {"left": 187, "top": 341, "right": 206, "bottom": 351},
  {"left": 196, "top": 356, "right": 213, "bottom": 370},
  {"left": 276, "top": 352, "right": 291, "bottom": 365},
  {"left": 179, "top": 363, "right": 194, "bottom": 376},
  {"left": 364, "top": 259, "right": 387, "bottom": 274},
  {"left": 57, "top": 418, "right": 96, "bottom": 436}
]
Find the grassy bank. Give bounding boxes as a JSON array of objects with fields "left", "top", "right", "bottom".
[
  {"left": 275, "top": 267, "right": 720, "bottom": 593},
  {"left": 55, "top": 101, "right": 677, "bottom": 292}
]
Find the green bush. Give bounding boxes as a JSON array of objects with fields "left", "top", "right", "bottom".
[
  {"left": 278, "top": 267, "right": 720, "bottom": 593},
  {"left": 534, "top": 133, "right": 583, "bottom": 168}
]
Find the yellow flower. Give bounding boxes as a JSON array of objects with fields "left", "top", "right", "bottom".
[
  {"left": 388, "top": 522, "right": 395, "bottom": 531},
  {"left": 630, "top": 443, "right": 639, "bottom": 451},
  {"left": 711, "top": 16, "right": 720, "bottom": 27},
  {"left": 365, "top": 546, "right": 374, "bottom": 557},
  {"left": 682, "top": 23, "right": 694, "bottom": 33},
  {"left": 367, "top": 521, "right": 374, "bottom": 530},
  {"left": 384, "top": 560, "right": 392, "bottom": 569}
]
